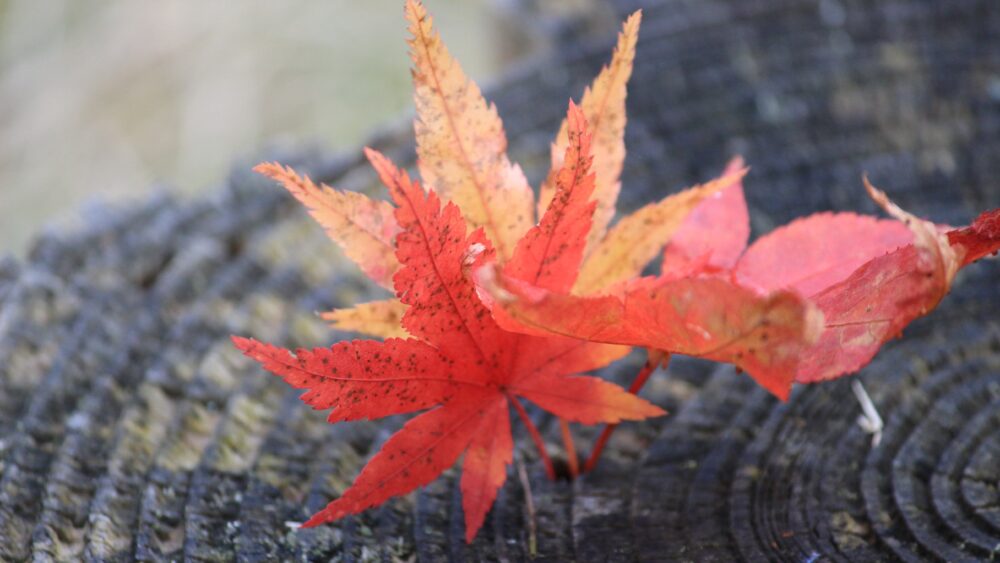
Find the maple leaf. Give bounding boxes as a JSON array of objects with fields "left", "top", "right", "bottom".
[
  {"left": 485, "top": 138, "right": 999, "bottom": 401},
  {"left": 242, "top": 1, "right": 757, "bottom": 538},
  {"left": 794, "top": 181, "right": 1000, "bottom": 382},
  {"left": 664, "top": 173, "right": 1000, "bottom": 384},
  {"left": 238, "top": 117, "right": 661, "bottom": 541},
  {"left": 649, "top": 171, "right": 1000, "bottom": 390}
]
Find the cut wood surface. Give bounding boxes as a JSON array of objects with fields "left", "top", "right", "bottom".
[{"left": 0, "top": 0, "right": 998, "bottom": 560}]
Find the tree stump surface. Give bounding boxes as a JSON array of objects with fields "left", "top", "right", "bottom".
[{"left": 1, "top": 0, "right": 998, "bottom": 560}]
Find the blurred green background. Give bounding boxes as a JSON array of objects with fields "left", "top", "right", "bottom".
[{"left": 0, "top": 0, "right": 513, "bottom": 255}]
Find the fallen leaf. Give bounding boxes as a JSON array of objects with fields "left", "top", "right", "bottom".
[
  {"left": 239, "top": 138, "right": 656, "bottom": 542},
  {"left": 794, "top": 181, "right": 997, "bottom": 382},
  {"left": 662, "top": 173, "right": 1000, "bottom": 387}
]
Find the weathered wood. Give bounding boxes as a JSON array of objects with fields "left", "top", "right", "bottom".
[{"left": 1, "top": 0, "right": 998, "bottom": 560}]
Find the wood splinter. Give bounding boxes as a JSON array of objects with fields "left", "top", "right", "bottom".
[{"left": 851, "top": 379, "right": 883, "bottom": 448}]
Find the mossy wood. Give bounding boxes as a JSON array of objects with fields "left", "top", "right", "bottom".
[{"left": 0, "top": 0, "right": 998, "bottom": 560}]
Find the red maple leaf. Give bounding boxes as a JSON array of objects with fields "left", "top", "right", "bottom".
[
  {"left": 482, "top": 165, "right": 1000, "bottom": 400},
  {"left": 793, "top": 182, "right": 999, "bottom": 382},
  {"left": 235, "top": 106, "right": 663, "bottom": 542},
  {"left": 237, "top": 0, "right": 916, "bottom": 538},
  {"left": 662, "top": 175, "right": 1000, "bottom": 384},
  {"left": 248, "top": 0, "right": 729, "bottom": 490}
]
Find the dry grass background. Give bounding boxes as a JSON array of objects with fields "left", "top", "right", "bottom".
[{"left": 0, "top": 0, "right": 504, "bottom": 256}]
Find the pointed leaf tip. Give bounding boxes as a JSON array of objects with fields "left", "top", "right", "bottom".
[
  {"left": 231, "top": 335, "right": 253, "bottom": 351},
  {"left": 795, "top": 183, "right": 961, "bottom": 383},
  {"left": 322, "top": 299, "right": 408, "bottom": 339},
  {"left": 252, "top": 161, "right": 278, "bottom": 176}
]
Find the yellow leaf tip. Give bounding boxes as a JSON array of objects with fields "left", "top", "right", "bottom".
[
  {"left": 625, "top": 10, "right": 643, "bottom": 28},
  {"left": 404, "top": 0, "right": 432, "bottom": 34},
  {"left": 404, "top": 0, "right": 424, "bottom": 17},
  {"left": 618, "top": 10, "right": 642, "bottom": 50}
]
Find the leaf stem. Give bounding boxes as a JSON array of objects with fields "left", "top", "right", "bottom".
[
  {"left": 559, "top": 418, "right": 579, "bottom": 479},
  {"left": 510, "top": 396, "right": 556, "bottom": 480},
  {"left": 583, "top": 350, "right": 668, "bottom": 473},
  {"left": 514, "top": 452, "right": 538, "bottom": 558}
]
